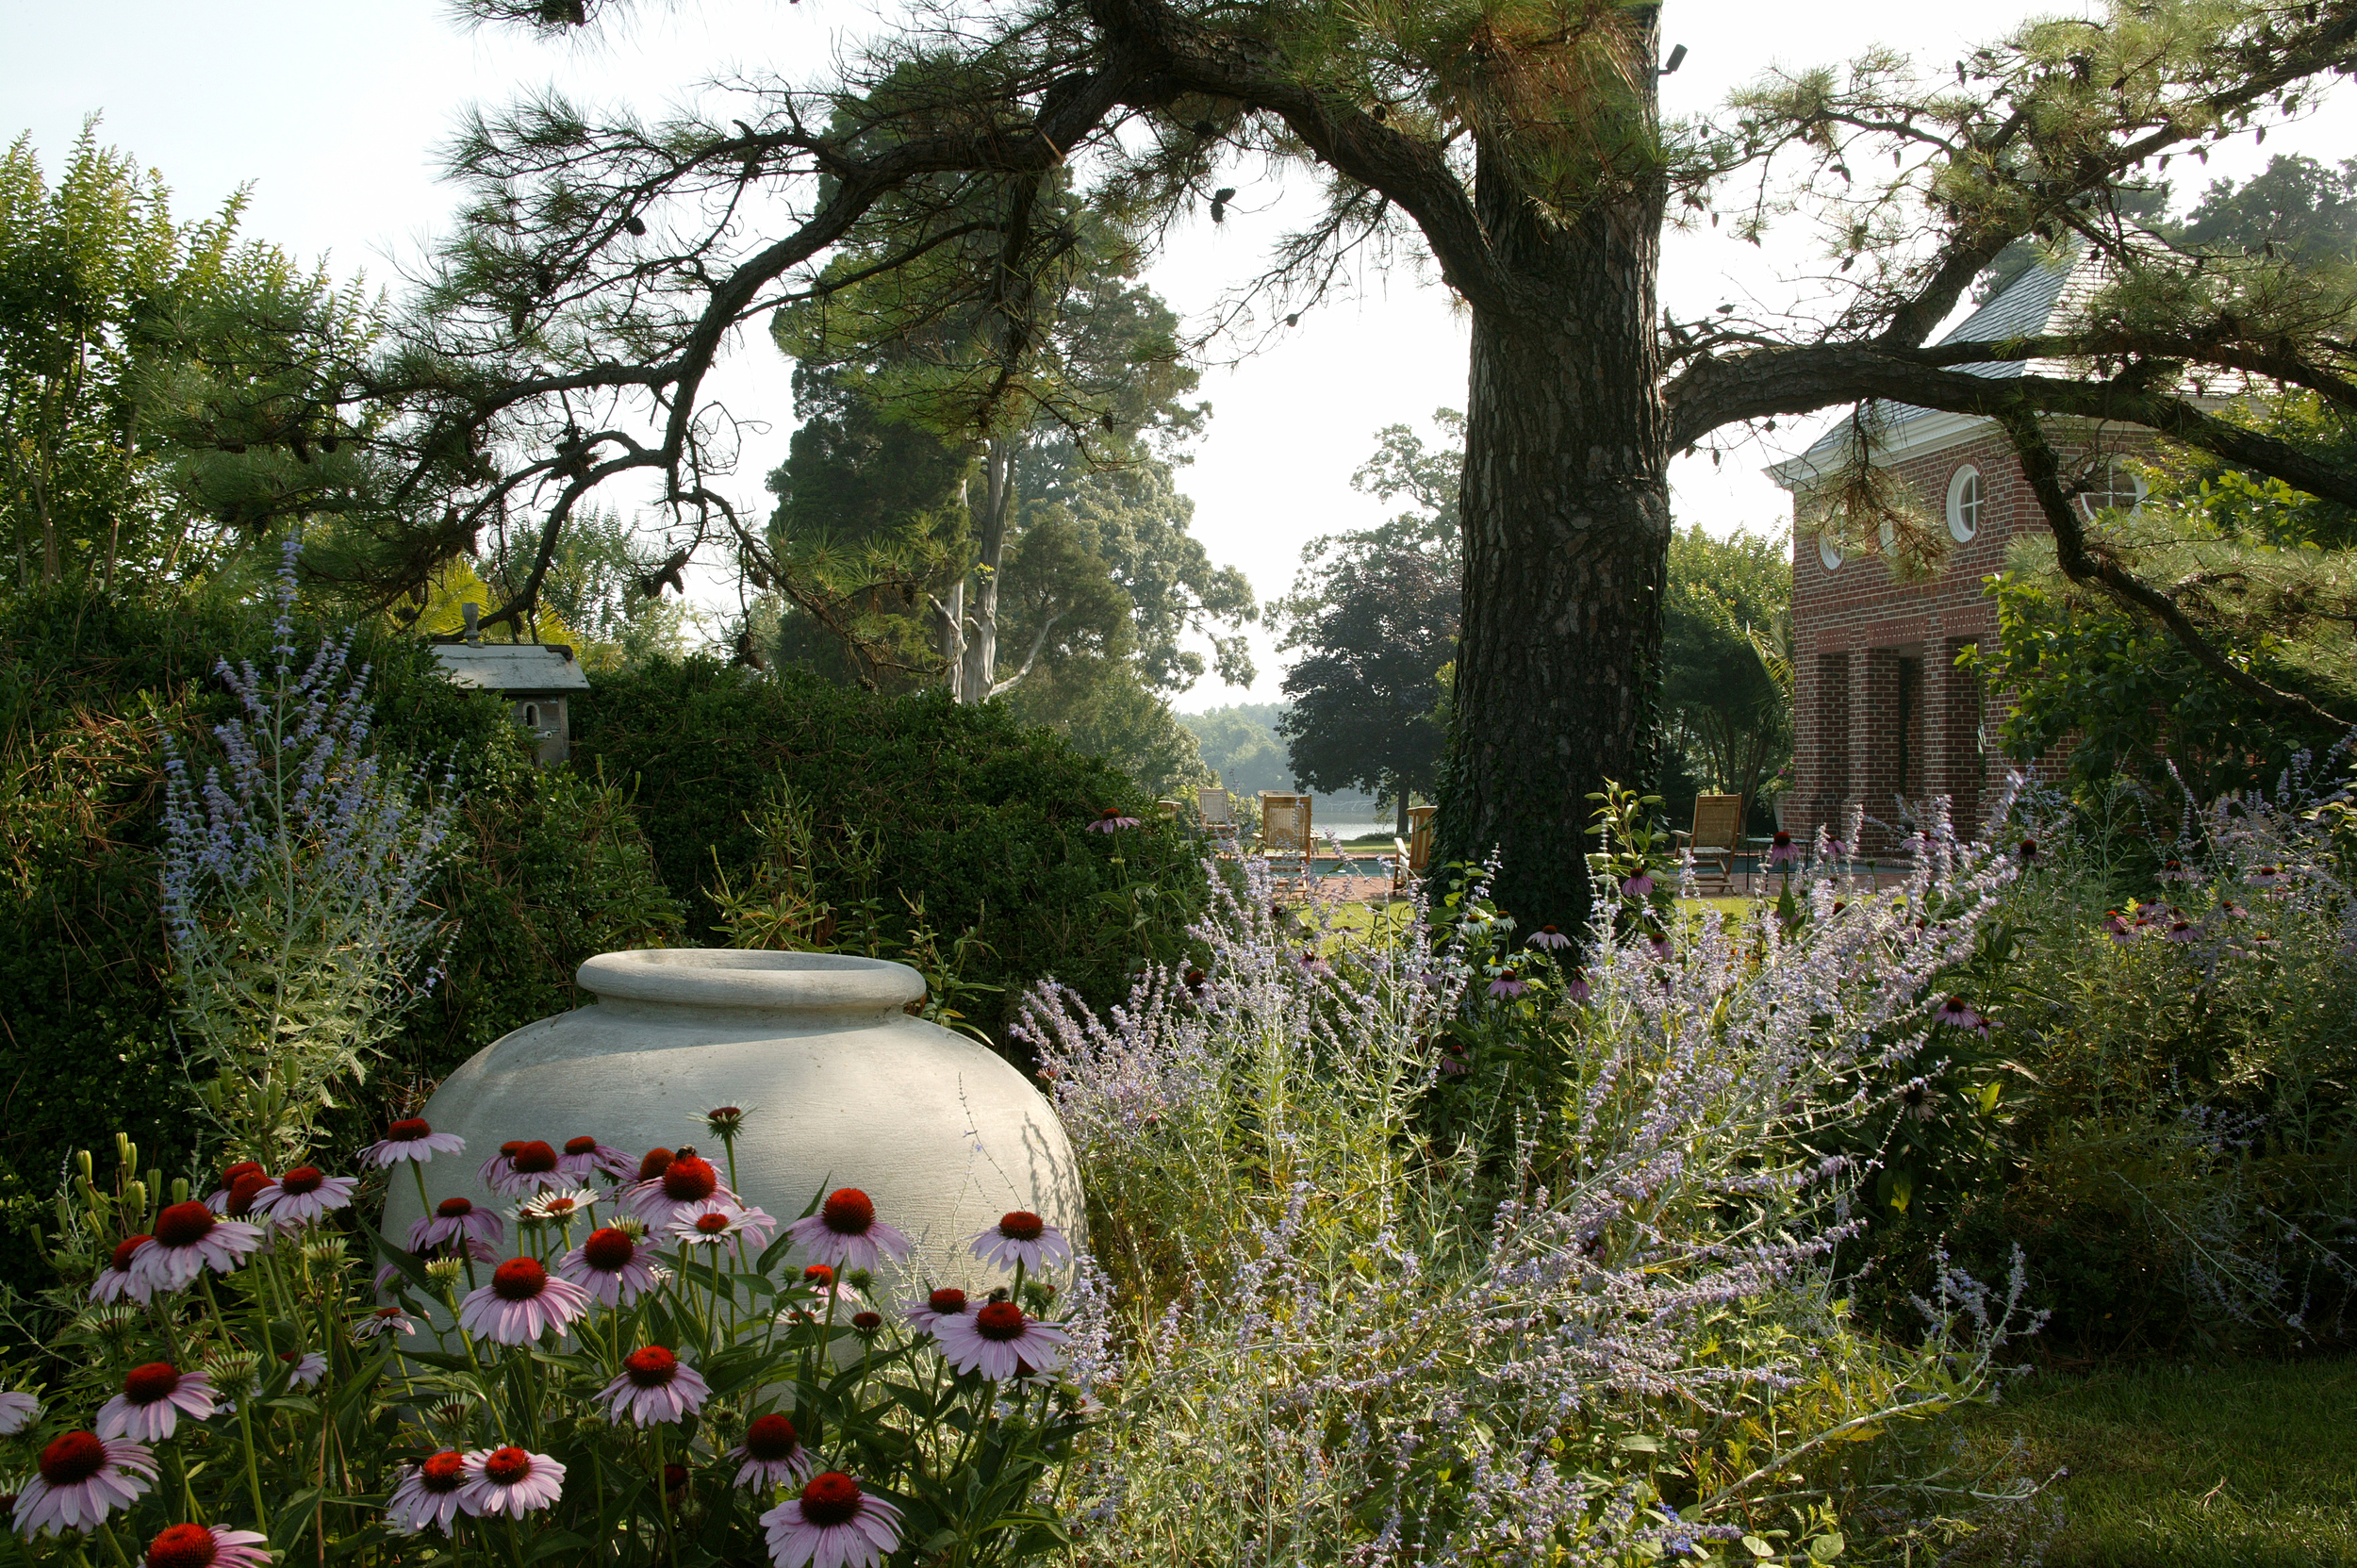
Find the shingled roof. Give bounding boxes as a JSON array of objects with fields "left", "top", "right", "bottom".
[{"left": 428, "top": 641, "right": 589, "bottom": 695}]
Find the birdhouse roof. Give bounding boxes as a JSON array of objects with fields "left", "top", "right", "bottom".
[{"left": 428, "top": 642, "right": 590, "bottom": 695}]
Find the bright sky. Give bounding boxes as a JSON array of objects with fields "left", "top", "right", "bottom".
[{"left": 8, "top": 1, "right": 2348, "bottom": 703}]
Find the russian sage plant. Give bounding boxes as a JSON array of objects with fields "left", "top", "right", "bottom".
[
  {"left": 160, "top": 541, "right": 455, "bottom": 1163},
  {"left": 1019, "top": 816, "right": 2039, "bottom": 1567}
]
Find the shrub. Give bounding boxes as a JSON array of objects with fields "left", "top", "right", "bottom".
[{"left": 572, "top": 657, "right": 1209, "bottom": 1046}]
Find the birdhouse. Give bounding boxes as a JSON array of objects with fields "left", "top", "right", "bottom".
[{"left": 428, "top": 604, "right": 591, "bottom": 766}]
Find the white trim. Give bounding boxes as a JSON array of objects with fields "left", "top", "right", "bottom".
[
  {"left": 1818, "top": 533, "right": 1844, "bottom": 571},
  {"left": 1767, "top": 408, "right": 1990, "bottom": 489},
  {"left": 1945, "top": 465, "right": 1982, "bottom": 542}
]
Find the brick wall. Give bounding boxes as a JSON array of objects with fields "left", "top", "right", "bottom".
[{"left": 1787, "top": 424, "right": 2138, "bottom": 846}]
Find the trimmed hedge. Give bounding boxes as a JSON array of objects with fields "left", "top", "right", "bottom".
[{"left": 571, "top": 657, "right": 1208, "bottom": 1043}]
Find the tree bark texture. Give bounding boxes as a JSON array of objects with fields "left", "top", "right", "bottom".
[
  {"left": 958, "top": 437, "right": 1016, "bottom": 703},
  {"left": 1436, "top": 137, "right": 1668, "bottom": 936}
]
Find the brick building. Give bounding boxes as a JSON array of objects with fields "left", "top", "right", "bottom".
[{"left": 1768, "top": 248, "right": 2147, "bottom": 847}]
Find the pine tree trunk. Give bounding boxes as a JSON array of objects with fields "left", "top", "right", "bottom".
[
  {"left": 961, "top": 437, "right": 1016, "bottom": 701},
  {"left": 1436, "top": 138, "right": 1669, "bottom": 935}
]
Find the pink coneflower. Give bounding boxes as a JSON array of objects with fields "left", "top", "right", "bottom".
[
  {"left": 219, "top": 1173, "right": 274, "bottom": 1225},
  {"left": 1487, "top": 969, "right": 1528, "bottom": 999},
  {"left": 252, "top": 1165, "right": 354, "bottom": 1226},
  {"left": 760, "top": 1473, "right": 904, "bottom": 1568},
  {"left": 2102, "top": 910, "right": 2134, "bottom": 942},
  {"left": 2247, "top": 865, "right": 2291, "bottom": 888},
  {"left": 0, "top": 1391, "right": 38, "bottom": 1435},
  {"left": 968, "top": 1212, "right": 1071, "bottom": 1274},
  {"left": 203, "top": 1161, "right": 265, "bottom": 1215},
  {"left": 140, "top": 1522, "right": 271, "bottom": 1567},
  {"left": 558, "top": 1227, "right": 661, "bottom": 1307},
  {"left": 359, "top": 1117, "right": 467, "bottom": 1167},
  {"left": 2217, "top": 900, "right": 2247, "bottom": 918},
  {"left": 96, "top": 1363, "right": 217, "bottom": 1443},
  {"left": 599, "top": 1345, "right": 710, "bottom": 1427},
  {"left": 1620, "top": 870, "right": 1656, "bottom": 899},
  {"left": 353, "top": 1306, "right": 417, "bottom": 1342},
  {"left": 1563, "top": 970, "right": 1592, "bottom": 1004},
  {"left": 460, "top": 1446, "right": 566, "bottom": 1518},
  {"left": 1647, "top": 933, "right": 1673, "bottom": 961},
  {"left": 2160, "top": 858, "right": 2196, "bottom": 882},
  {"left": 2018, "top": 837, "right": 2039, "bottom": 863},
  {"left": 409, "top": 1196, "right": 504, "bottom": 1253},
  {"left": 1085, "top": 808, "right": 1141, "bottom": 833},
  {"left": 2166, "top": 918, "right": 2199, "bottom": 943},
  {"left": 386, "top": 1450, "right": 471, "bottom": 1535},
  {"left": 905, "top": 1287, "right": 968, "bottom": 1336},
  {"left": 274, "top": 1351, "right": 327, "bottom": 1390},
  {"left": 481, "top": 1140, "right": 567, "bottom": 1198},
  {"left": 931, "top": 1300, "right": 1070, "bottom": 1380},
  {"left": 626, "top": 1152, "right": 734, "bottom": 1229},
  {"left": 1527, "top": 924, "right": 1573, "bottom": 950},
  {"left": 1821, "top": 831, "right": 1850, "bottom": 859},
  {"left": 457, "top": 1257, "right": 591, "bottom": 1345},
  {"left": 670, "top": 1202, "right": 777, "bottom": 1254},
  {"left": 1767, "top": 831, "right": 1799, "bottom": 868},
  {"left": 92, "top": 1233, "right": 157, "bottom": 1305},
  {"left": 12, "top": 1430, "right": 155, "bottom": 1537},
  {"left": 133, "top": 1203, "right": 263, "bottom": 1291},
  {"left": 729, "top": 1412, "right": 817, "bottom": 1490},
  {"left": 517, "top": 1188, "right": 607, "bottom": 1228},
  {"left": 557, "top": 1135, "right": 635, "bottom": 1183},
  {"left": 785, "top": 1189, "right": 912, "bottom": 1274},
  {"left": 1934, "top": 996, "right": 1991, "bottom": 1035}
]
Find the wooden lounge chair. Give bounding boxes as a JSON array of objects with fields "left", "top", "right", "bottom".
[
  {"left": 1258, "top": 792, "right": 1313, "bottom": 880},
  {"left": 1195, "top": 786, "right": 1240, "bottom": 850},
  {"left": 1673, "top": 794, "right": 1745, "bottom": 892},
  {"left": 1393, "top": 803, "right": 1438, "bottom": 894}
]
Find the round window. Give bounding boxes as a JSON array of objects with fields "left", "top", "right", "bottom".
[
  {"left": 1946, "top": 465, "right": 1982, "bottom": 543},
  {"left": 1818, "top": 533, "right": 1844, "bottom": 571},
  {"left": 2076, "top": 457, "right": 2147, "bottom": 520}
]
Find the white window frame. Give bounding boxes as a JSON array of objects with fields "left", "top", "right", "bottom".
[
  {"left": 1818, "top": 532, "right": 1844, "bottom": 571},
  {"left": 2076, "top": 457, "right": 2147, "bottom": 520},
  {"left": 1945, "top": 465, "right": 1982, "bottom": 543}
]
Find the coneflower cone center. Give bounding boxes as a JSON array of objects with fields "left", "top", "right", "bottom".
[
  {"left": 123, "top": 1362, "right": 181, "bottom": 1404},
  {"left": 660, "top": 1157, "right": 717, "bottom": 1202},
  {"left": 511, "top": 1141, "right": 558, "bottom": 1175},
  {"left": 694, "top": 1212, "right": 730, "bottom": 1234},
  {"left": 928, "top": 1288, "right": 967, "bottom": 1315},
  {"left": 37, "top": 1430, "right": 107, "bottom": 1485},
  {"left": 225, "top": 1174, "right": 271, "bottom": 1216},
  {"left": 582, "top": 1228, "right": 635, "bottom": 1270},
  {"left": 387, "top": 1118, "right": 432, "bottom": 1141},
  {"left": 490, "top": 1259, "right": 548, "bottom": 1300},
  {"left": 110, "top": 1234, "right": 150, "bottom": 1273},
  {"left": 745, "top": 1413, "right": 799, "bottom": 1460},
  {"left": 280, "top": 1166, "right": 325, "bottom": 1196},
  {"left": 821, "top": 1188, "right": 874, "bottom": 1233},
  {"left": 419, "top": 1451, "right": 466, "bottom": 1493},
  {"left": 997, "top": 1211, "right": 1045, "bottom": 1243},
  {"left": 482, "top": 1447, "right": 533, "bottom": 1485},
  {"left": 623, "top": 1346, "right": 678, "bottom": 1388},
  {"left": 636, "top": 1147, "right": 674, "bottom": 1181},
  {"left": 437, "top": 1197, "right": 474, "bottom": 1218},
  {"left": 975, "top": 1302, "right": 1027, "bottom": 1341},
  {"left": 154, "top": 1201, "right": 215, "bottom": 1247},
  {"left": 144, "top": 1523, "right": 217, "bottom": 1568},
  {"left": 799, "top": 1472, "right": 862, "bottom": 1527},
  {"left": 564, "top": 1136, "right": 598, "bottom": 1156}
]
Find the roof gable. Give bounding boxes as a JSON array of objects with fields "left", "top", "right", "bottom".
[{"left": 429, "top": 642, "right": 590, "bottom": 694}]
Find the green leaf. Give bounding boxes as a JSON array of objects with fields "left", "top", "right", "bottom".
[
  {"left": 272, "top": 1486, "right": 326, "bottom": 1548},
  {"left": 525, "top": 1529, "right": 591, "bottom": 1562},
  {"left": 1809, "top": 1531, "right": 1846, "bottom": 1561},
  {"left": 354, "top": 1212, "right": 435, "bottom": 1296},
  {"left": 1742, "top": 1536, "right": 1775, "bottom": 1559}
]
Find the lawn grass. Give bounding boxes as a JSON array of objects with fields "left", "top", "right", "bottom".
[{"left": 1953, "top": 1356, "right": 2357, "bottom": 1567}]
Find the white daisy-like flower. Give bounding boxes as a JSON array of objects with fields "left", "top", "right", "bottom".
[{"left": 516, "top": 1186, "right": 607, "bottom": 1228}]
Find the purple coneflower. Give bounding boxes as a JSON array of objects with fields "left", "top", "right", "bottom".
[
  {"left": 92, "top": 1234, "right": 157, "bottom": 1305},
  {"left": 458, "top": 1258, "right": 591, "bottom": 1345},
  {"left": 1527, "top": 924, "right": 1573, "bottom": 950},
  {"left": 905, "top": 1287, "right": 968, "bottom": 1336},
  {"left": 557, "top": 1135, "right": 636, "bottom": 1183},
  {"left": 386, "top": 1451, "right": 471, "bottom": 1536},
  {"left": 0, "top": 1391, "right": 37, "bottom": 1435},
  {"left": 931, "top": 1301, "right": 1070, "bottom": 1380},
  {"left": 480, "top": 1140, "right": 568, "bottom": 1198},
  {"left": 1648, "top": 933, "right": 1673, "bottom": 961},
  {"left": 1767, "top": 831, "right": 1799, "bottom": 868},
  {"left": 460, "top": 1446, "right": 566, "bottom": 1518},
  {"left": 203, "top": 1161, "right": 265, "bottom": 1214},
  {"left": 2247, "top": 865, "right": 2289, "bottom": 887},
  {"left": 97, "top": 1363, "right": 216, "bottom": 1442},
  {"left": 13, "top": 1430, "right": 155, "bottom": 1536},
  {"left": 968, "top": 1212, "right": 1071, "bottom": 1274},
  {"left": 730, "top": 1412, "right": 817, "bottom": 1490},
  {"left": 2160, "top": 858, "right": 2195, "bottom": 882},
  {"left": 785, "top": 1188, "right": 912, "bottom": 1274},
  {"left": 761, "top": 1473, "right": 904, "bottom": 1568},
  {"left": 599, "top": 1345, "right": 710, "bottom": 1427},
  {"left": 1620, "top": 870, "right": 1656, "bottom": 899},
  {"left": 358, "top": 1118, "right": 466, "bottom": 1168},
  {"left": 1934, "top": 996, "right": 1991, "bottom": 1035},
  {"left": 140, "top": 1522, "right": 271, "bottom": 1567},
  {"left": 132, "top": 1203, "right": 263, "bottom": 1291},
  {"left": 409, "top": 1196, "right": 503, "bottom": 1253},
  {"left": 558, "top": 1227, "right": 661, "bottom": 1307},
  {"left": 1487, "top": 970, "right": 1529, "bottom": 999},
  {"left": 252, "top": 1165, "right": 354, "bottom": 1226},
  {"left": 353, "top": 1306, "right": 417, "bottom": 1342},
  {"left": 1085, "top": 807, "right": 1141, "bottom": 833},
  {"left": 2166, "top": 918, "right": 2198, "bottom": 943},
  {"left": 1563, "top": 970, "right": 1592, "bottom": 1004},
  {"left": 274, "top": 1351, "right": 327, "bottom": 1390},
  {"left": 2102, "top": 910, "right": 2134, "bottom": 942},
  {"left": 2018, "top": 837, "right": 2039, "bottom": 863},
  {"left": 625, "top": 1151, "right": 735, "bottom": 1229}
]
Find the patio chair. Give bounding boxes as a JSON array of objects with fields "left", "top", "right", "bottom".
[
  {"left": 1393, "top": 804, "right": 1438, "bottom": 895},
  {"left": 1195, "top": 786, "right": 1240, "bottom": 850},
  {"left": 1673, "top": 794, "right": 1745, "bottom": 892},
  {"left": 1258, "top": 792, "right": 1313, "bottom": 880}
]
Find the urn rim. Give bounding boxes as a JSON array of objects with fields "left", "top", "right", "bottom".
[{"left": 576, "top": 949, "right": 926, "bottom": 1014}]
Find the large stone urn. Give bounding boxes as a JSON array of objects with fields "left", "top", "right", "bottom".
[{"left": 379, "top": 949, "right": 1083, "bottom": 1295}]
